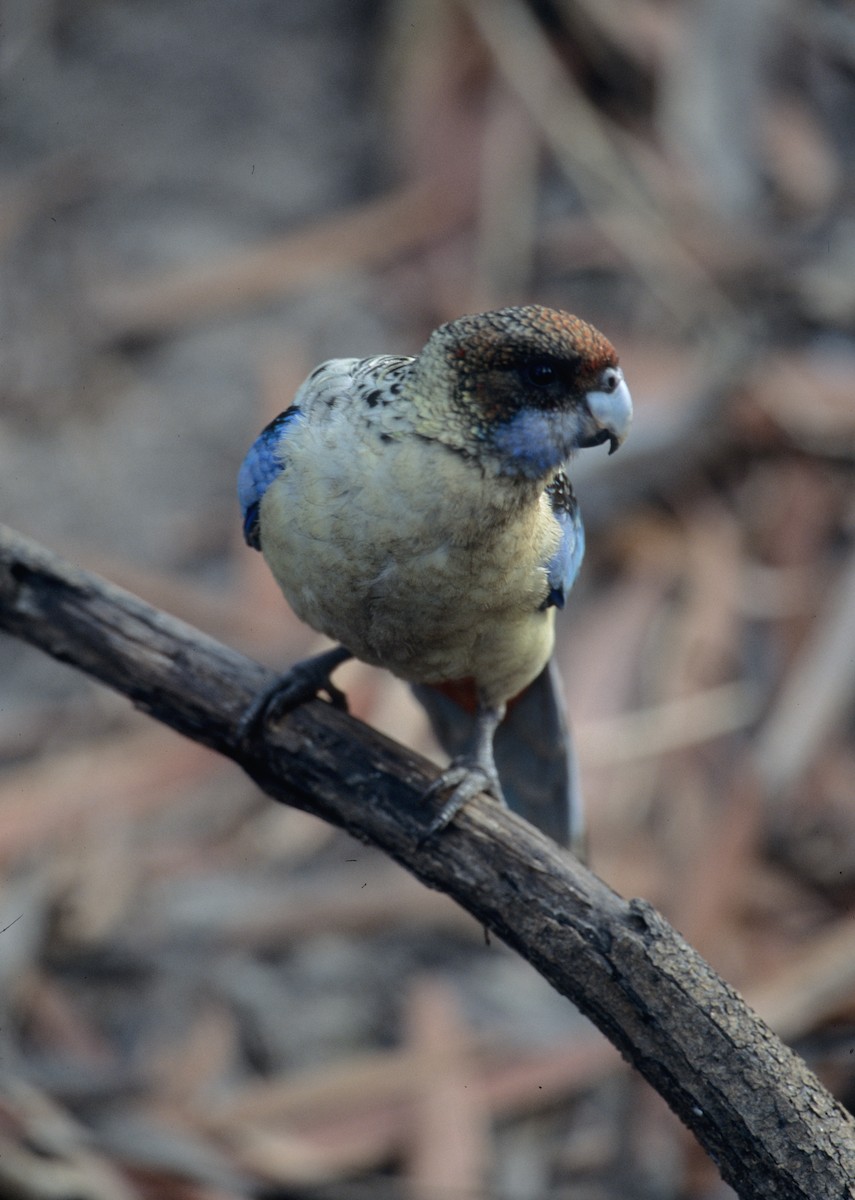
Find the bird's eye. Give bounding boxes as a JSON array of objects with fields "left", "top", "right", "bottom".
[
  {"left": 523, "top": 359, "right": 557, "bottom": 386},
  {"left": 600, "top": 366, "right": 621, "bottom": 393}
]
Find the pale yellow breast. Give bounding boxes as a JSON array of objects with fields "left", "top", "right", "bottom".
[{"left": 259, "top": 417, "right": 561, "bottom": 704}]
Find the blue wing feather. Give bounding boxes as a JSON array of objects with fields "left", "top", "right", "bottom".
[
  {"left": 237, "top": 406, "right": 301, "bottom": 550},
  {"left": 542, "top": 471, "right": 584, "bottom": 610}
]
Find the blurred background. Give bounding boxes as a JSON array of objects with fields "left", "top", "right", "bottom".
[{"left": 1, "top": 1, "right": 854, "bottom": 1196}]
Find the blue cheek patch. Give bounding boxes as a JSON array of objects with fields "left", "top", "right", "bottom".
[
  {"left": 492, "top": 411, "right": 558, "bottom": 479},
  {"left": 238, "top": 406, "right": 302, "bottom": 550}
]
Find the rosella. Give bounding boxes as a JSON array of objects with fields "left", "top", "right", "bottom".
[{"left": 238, "top": 306, "right": 632, "bottom": 850}]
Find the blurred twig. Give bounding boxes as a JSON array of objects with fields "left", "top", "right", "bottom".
[
  {"left": 577, "top": 680, "right": 762, "bottom": 764},
  {"left": 1, "top": 523, "right": 854, "bottom": 1197},
  {"left": 464, "top": 0, "right": 735, "bottom": 328},
  {"left": 753, "top": 545, "right": 855, "bottom": 795},
  {"left": 91, "top": 181, "right": 472, "bottom": 341},
  {"left": 470, "top": 82, "right": 541, "bottom": 309},
  {"left": 404, "top": 980, "right": 489, "bottom": 1197}
]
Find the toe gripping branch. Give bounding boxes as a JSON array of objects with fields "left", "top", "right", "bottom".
[
  {"left": 419, "top": 703, "right": 506, "bottom": 844},
  {"left": 237, "top": 644, "right": 353, "bottom": 750},
  {"left": 238, "top": 653, "right": 506, "bottom": 847}
]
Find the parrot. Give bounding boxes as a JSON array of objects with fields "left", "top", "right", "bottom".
[{"left": 237, "top": 305, "right": 632, "bottom": 851}]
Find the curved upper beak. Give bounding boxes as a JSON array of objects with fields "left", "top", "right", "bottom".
[{"left": 581, "top": 368, "right": 633, "bottom": 455}]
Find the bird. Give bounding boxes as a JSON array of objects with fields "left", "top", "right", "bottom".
[{"left": 237, "top": 305, "right": 632, "bottom": 850}]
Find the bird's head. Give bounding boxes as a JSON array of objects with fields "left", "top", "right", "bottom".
[{"left": 415, "top": 305, "right": 632, "bottom": 479}]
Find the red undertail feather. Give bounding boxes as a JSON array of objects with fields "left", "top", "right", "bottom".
[{"left": 428, "top": 677, "right": 528, "bottom": 716}]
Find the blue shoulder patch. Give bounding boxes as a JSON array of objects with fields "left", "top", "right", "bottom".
[
  {"left": 541, "top": 471, "right": 585, "bottom": 610},
  {"left": 237, "top": 406, "right": 302, "bottom": 550}
]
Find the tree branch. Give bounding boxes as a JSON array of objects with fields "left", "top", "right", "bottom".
[{"left": 0, "top": 522, "right": 853, "bottom": 1198}]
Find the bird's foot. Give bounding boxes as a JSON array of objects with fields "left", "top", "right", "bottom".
[
  {"left": 419, "top": 757, "right": 507, "bottom": 844},
  {"left": 238, "top": 645, "right": 352, "bottom": 750}
]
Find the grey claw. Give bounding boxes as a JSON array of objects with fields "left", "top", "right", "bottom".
[
  {"left": 237, "top": 646, "right": 352, "bottom": 751},
  {"left": 419, "top": 761, "right": 506, "bottom": 845}
]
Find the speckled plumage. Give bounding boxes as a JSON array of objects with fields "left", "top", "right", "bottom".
[{"left": 238, "top": 305, "right": 632, "bottom": 845}]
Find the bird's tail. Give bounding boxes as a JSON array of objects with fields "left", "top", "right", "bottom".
[{"left": 412, "top": 661, "right": 585, "bottom": 857}]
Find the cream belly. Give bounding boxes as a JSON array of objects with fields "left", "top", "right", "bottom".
[{"left": 258, "top": 429, "right": 560, "bottom": 705}]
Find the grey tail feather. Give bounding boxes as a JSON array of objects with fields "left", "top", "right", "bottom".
[{"left": 412, "top": 661, "right": 586, "bottom": 858}]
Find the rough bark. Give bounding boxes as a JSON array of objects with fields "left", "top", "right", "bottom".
[{"left": 1, "top": 523, "right": 853, "bottom": 1199}]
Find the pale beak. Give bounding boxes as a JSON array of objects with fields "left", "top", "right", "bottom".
[{"left": 581, "top": 367, "right": 633, "bottom": 455}]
